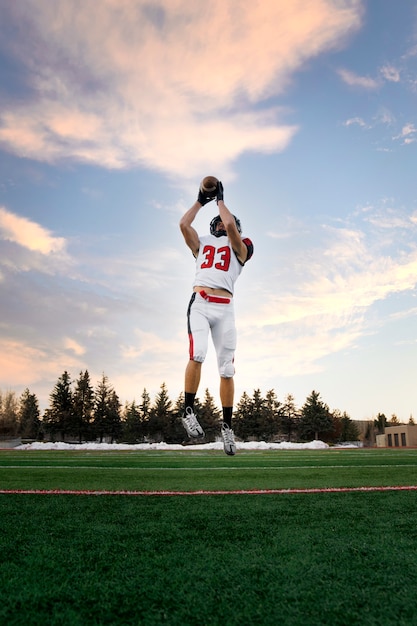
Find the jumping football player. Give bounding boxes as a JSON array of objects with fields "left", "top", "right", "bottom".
[{"left": 179, "top": 179, "right": 254, "bottom": 455}]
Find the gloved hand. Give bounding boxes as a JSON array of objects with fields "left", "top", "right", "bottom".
[
  {"left": 216, "top": 181, "right": 224, "bottom": 203},
  {"left": 197, "top": 187, "right": 214, "bottom": 206}
]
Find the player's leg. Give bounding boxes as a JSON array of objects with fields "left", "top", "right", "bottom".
[
  {"left": 212, "top": 303, "right": 237, "bottom": 455},
  {"left": 185, "top": 359, "right": 202, "bottom": 395},
  {"left": 183, "top": 359, "right": 202, "bottom": 434},
  {"left": 220, "top": 376, "right": 234, "bottom": 418},
  {"left": 182, "top": 294, "right": 208, "bottom": 438}
]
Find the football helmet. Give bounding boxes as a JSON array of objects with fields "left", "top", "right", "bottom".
[{"left": 210, "top": 214, "right": 242, "bottom": 238}]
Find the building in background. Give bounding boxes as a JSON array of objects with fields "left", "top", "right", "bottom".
[{"left": 376, "top": 425, "right": 417, "bottom": 448}]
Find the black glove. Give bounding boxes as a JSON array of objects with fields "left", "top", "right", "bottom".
[
  {"left": 197, "top": 187, "right": 214, "bottom": 206},
  {"left": 216, "top": 181, "right": 224, "bottom": 203}
]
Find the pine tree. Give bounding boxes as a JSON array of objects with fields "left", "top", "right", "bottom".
[
  {"left": 93, "top": 374, "right": 114, "bottom": 442},
  {"left": 299, "top": 390, "right": 332, "bottom": 441},
  {"left": 374, "top": 413, "right": 387, "bottom": 434},
  {"left": 338, "top": 412, "right": 359, "bottom": 442},
  {"left": 107, "top": 390, "right": 122, "bottom": 443},
  {"left": 167, "top": 392, "right": 186, "bottom": 443},
  {"left": 73, "top": 370, "right": 94, "bottom": 442},
  {"left": 148, "top": 383, "right": 172, "bottom": 442},
  {"left": 260, "top": 389, "right": 281, "bottom": 441},
  {"left": 122, "top": 401, "right": 143, "bottom": 443},
  {"left": 44, "top": 371, "right": 73, "bottom": 440},
  {"left": 281, "top": 393, "right": 299, "bottom": 442},
  {"left": 19, "top": 388, "right": 41, "bottom": 440},
  {"left": 140, "top": 388, "right": 152, "bottom": 440},
  {"left": 234, "top": 391, "right": 253, "bottom": 440},
  {"left": 199, "top": 388, "right": 221, "bottom": 442},
  {"left": 251, "top": 389, "right": 267, "bottom": 440}
]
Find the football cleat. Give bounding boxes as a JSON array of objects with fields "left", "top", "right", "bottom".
[
  {"left": 181, "top": 407, "right": 205, "bottom": 439},
  {"left": 221, "top": 422, "right": 236, "bottom": 456}
]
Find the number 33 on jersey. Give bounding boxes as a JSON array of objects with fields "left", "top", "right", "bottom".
[{"left": 193, "top": 233, "right": 253, "bottom": 296}]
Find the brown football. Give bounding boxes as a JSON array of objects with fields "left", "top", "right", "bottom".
[{"left": 200, "top": 175, "right": 218, "bottom": 195}]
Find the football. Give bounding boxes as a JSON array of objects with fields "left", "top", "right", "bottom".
[{"left": 200, "top": 175, "right": 218, "bottom": 197}]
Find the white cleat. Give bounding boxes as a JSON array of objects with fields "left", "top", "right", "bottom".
[
  {"left": 221, "top": 422, "right": 236, "bottom": 456},
  {"left": 181, "top": 407, "right": 205, "bottom": 439}
]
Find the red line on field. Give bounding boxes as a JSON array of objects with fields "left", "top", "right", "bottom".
[{"left": 1, "top": 486, "right": 417, "bottom": 496}]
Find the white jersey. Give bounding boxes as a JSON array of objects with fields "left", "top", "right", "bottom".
[{"left": 193, "top": 234, "right": 249, "bottom": 295}]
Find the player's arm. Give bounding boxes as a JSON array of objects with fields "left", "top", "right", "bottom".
[
  {"left": 180, "top": 182, "right": 215, "bottom": 256},
  {"left": 218, "top": 201, "right": 248, "bottom": 263},
  {"left": 179, "top": 201, "right": 201, "bottom": 256},
  {"left": 216, "top": 183, "right": 249, "bottom": 264}
]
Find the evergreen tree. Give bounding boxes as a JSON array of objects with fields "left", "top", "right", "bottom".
[
  {"left": 299, "top": 390, "right": 332, "bottom": 441},
  {"left": 234, "top": 391, "right": 253, "bottom": 440},
  {"left": 338, "top": 411, "right": 360, "bottom": 442},
  {"left": 18, "top": 388, "right": 41, "bottom": 440},
  {"left": 199, "top": 388, "right": 221, "bottom": 442},
  {"left": 234, "top": 389, "right": 270, "bottom": 441},
  {"left": 107, "top": 390, "right": 122, "bottom": 443},
  {"left": 374, "top": 413, "right": 387, "bottom": 434},
  {"left": 93, "top": 374, "right": 114, "bottom": 442},
  {"left": 73, "top": 370, "right": 94, "bottom": 442},
  {"left": 122, "top": 400, "right": 143, "bottom": 443},
  {"left": 326, "top": 409, "right": 342, "bottom": 442},
  {"left": 281, "top": 393, "right": 299, "bottom": 442},
  {"left": 44, "top": 371, "right": 73, "bottom": 440},
  {"left": 148, "top": 383, "right": 172, "bottom": 442},
  {"left": 140, "top": 388, "right": 152, "bottom": 440},
  {"left": 260, "top": 389, "right": 281, "bottom": 441},
  {"left": 251, "top": 388, "right": 268, "bottom": 440},
  {"left": 167, "top": 392, "right": 186, "bottom": 443}
]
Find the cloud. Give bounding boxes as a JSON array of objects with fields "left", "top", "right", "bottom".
[
  {"left": 64, "top": 338, "right": 86, "bottom": 356},
  {"left": 339, "top": 64, "right": 403, "bottom": 91},
  {"left": 393, "top": 124, "right": 417, "bottom": 144},
  {"left": 380, "top": 64, "right": 401, "bottom": 82},
  {"left": 0, "top": 0, "right": 363, "bottom": 178},
  {"left": 343, "top": 117, "right": 369, "bottom": 129},
  {"left": 0, "top": 206, "right": 66, "bottom": 254},
  {"left": 345, "top": 108, "right": 396, "bottom": 131},
  {"left": 337, "top": 68, "right": 380, "bottom": 89},
  {"left": 0, "top": 339, "right": 82, "bottom": 387},
  {"left": 237, "top": 207, "right": 417, "bottom": 378}
]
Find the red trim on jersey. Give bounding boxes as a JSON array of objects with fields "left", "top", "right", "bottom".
[{"left": 242, "top": 237, "right": 254, "bottom": 261}]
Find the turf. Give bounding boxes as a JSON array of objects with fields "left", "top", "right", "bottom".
[
  {"left": 1, "top": 448, "right": 417, "bottom": 491},
  {"left": 1, "top": 448, "right": 417, "bottom": 625}
]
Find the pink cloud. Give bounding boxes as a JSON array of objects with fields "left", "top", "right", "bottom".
[
  {"left": 0, "top": 0, "right": 363, "bottom": 177},
  {"left": 0, "top": 207, "right": 66, "bottom": 254}
]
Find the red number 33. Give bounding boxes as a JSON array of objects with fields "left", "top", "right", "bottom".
[{"left": 201, "top": 245, "right": 231, "bottom": 271}]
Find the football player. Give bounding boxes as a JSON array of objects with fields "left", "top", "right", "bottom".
[{"left": 179, "top": 180, "right": 254, "bottom": 455}]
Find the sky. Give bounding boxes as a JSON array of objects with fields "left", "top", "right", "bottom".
[{"left": 0, "top": 0, "right": 417, "bottom": 422}]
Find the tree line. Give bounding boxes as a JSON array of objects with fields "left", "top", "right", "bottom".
[{"left": 0, "top": 368, "right": 391, "bottom": 445}]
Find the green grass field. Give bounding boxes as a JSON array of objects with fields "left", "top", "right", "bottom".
[{"left": 1, "top": 447, "right": 417, "bottom": 625}]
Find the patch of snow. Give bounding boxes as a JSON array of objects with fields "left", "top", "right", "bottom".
[{"left": 16, "top": 440, "right": 330, "bottom": 451}]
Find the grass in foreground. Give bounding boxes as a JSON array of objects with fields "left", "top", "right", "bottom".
[
  {"left": 1, "top": 492, "right": 417, "bottom": 625},
  {"left": 1, "top": 448, "right": 417, "bottom": 625}
]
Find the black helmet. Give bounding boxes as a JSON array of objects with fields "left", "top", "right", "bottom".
[{"left": 210, "top": 214, "right": 242, "bottom": 238}]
